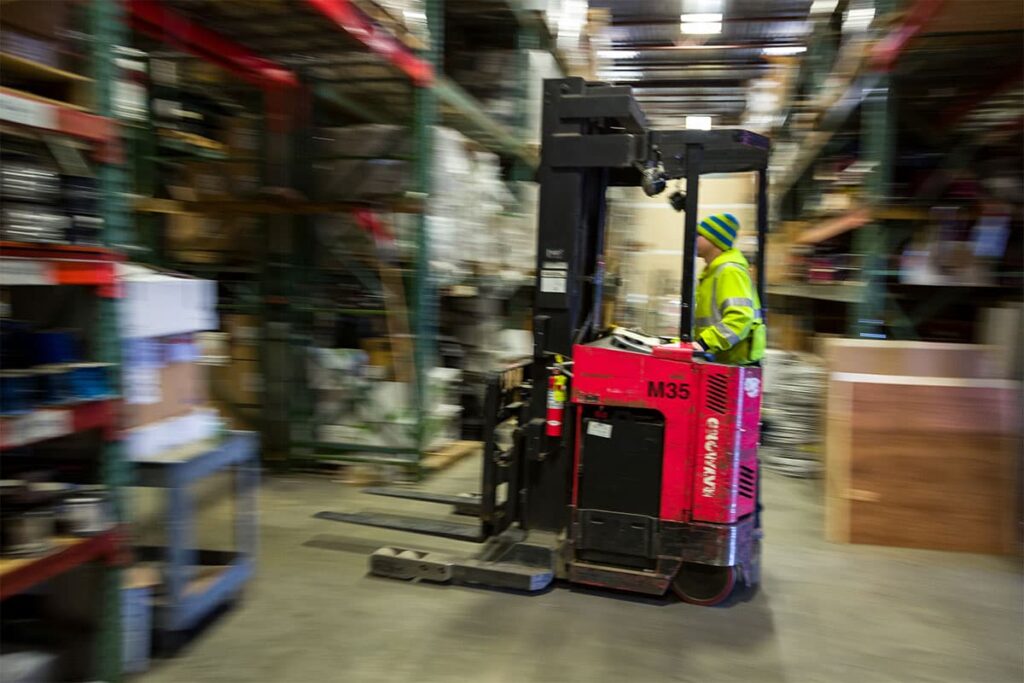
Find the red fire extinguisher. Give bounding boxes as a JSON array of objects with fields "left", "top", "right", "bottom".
[{"left": 546, "top": 368, "right": 567, "bottom": 437}]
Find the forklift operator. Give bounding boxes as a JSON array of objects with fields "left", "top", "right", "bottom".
[{"left": 692, "top": 212, "right": 766, "bottom": 365}]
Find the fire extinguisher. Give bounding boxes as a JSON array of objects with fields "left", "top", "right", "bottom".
[{"left": 546, "top": 366, "right": 567, "bottom": 438}]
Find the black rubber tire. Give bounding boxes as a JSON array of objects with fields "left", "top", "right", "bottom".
[{"left": 672, "top": 563, "right": 738, "bottom": 606}]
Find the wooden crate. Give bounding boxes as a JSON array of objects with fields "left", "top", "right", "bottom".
[
  {"left": 821, "top": 339, "right": 1007, "bottom": 378},
  {"left": 768, "top": 311, "right": 811, "bottom": 352},
  {"left": 824, "top": 340, "right": 1021, "bottom": 554}
]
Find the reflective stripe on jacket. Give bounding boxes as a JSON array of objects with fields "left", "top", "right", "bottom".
[{"left": 694, "top": 248, "right": 766, "bottom": 365}]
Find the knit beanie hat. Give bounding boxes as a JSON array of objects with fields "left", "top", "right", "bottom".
[{"left": 697, "top": 212, "right": 739, "bottom": 250}]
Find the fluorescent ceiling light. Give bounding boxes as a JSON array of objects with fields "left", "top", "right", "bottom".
[
  {"left": 810, "top": 0, "right": 840, "bottom": 15},
  {"left": 844, "top": 7, "right": 876, "bottom": 31},
  {"left": 597, "top": 70, "right": 643, "bottom": 81},
  {"left": 681, "top": 21, "right": 723, "bottom": 34},
  {"left": 597, "top": 50, "right": 640, "bottom": 59},
  {"left": 685, "top": 115, "right": 712, "bottom": 130},
  {"left": 681, "top": 12, "right": 722, "bottom": 22},
  {"left": 680, "top": 12, "right": 722, "bottom": 34},
  {"left": 763, "top": 46, "right": 807, "bottom": 56}
]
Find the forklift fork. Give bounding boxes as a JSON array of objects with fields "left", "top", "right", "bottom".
[{"left": 314, "top": 362, "right": 559, "bottom": 590}]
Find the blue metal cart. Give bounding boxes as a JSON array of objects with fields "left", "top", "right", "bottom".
[{"left": 131, "top": 431, "right": 259, "bottom": 650}]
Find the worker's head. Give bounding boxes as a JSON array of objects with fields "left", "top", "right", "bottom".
[{"left": 696, "top": 213, "right": 739, "bottom": 261}]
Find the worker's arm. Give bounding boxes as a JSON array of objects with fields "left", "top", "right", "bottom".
[{"left": 697, "top": 267, "right": 756, "bottom": 353}]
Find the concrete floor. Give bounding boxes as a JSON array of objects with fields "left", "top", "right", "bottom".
[{"left": 142, "top": 460, "right": 1023, "bottom": 683}]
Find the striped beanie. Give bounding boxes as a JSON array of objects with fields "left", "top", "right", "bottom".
[{"left": 697, "top": 213, "right": 740, "bottom": 251}]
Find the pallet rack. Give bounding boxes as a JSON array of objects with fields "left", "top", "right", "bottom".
[
  {"left": 0, "top": 1, "right": 129, "bottom": 678},
  {"left": 128, "top": 0, "right": 560, "bottom": 471},
  {"left": 769, "top": 0, "right": 1022, "bottom": 342}
]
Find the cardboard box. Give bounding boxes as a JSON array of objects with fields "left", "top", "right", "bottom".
[
  {"left": 123, "top": 335, "right": 209, "bottom": 430},
  {"left": 224, "top": 314, "right": 260, "bottom": 362},
  {"left": 224, "top": 114, "right": 261, "bottom": 158},
  {"left": 123, "top": 361, "right": 207, "bottom": 429},
  {"left": 765, "top": 233, "right": 793, "bottom": 285},
  {"left": 768, "top": 312, "right": 810, "bottom": 352},
  {"left": 167, "top": 214, "right": 230, "bottom": 251},
  {"left": 212, "top": 358, "right": 262, "bottom": 407},
  {"left": 227, "top": 162, "right": 261, "bottom": 198},
  {"left": 0, "top": 1, "right": 69, "bottom": 42},
  {"left": 360, "top": 338, "right": 392, "bottom": 375},
  {"left": 118, "top": 264, "right": 218, "bottom": 339},
  {"left": 166, "top": 214, "right": 258, "bottom": 264},
  {"left": 167, "top": 162, "right": 231, "bottom": 202},
  {"left": 313, "top": 158, "right": 409, "bottom": 201},
  {"left": 315, "top": 124, "right": 409, "bottom": 158}
]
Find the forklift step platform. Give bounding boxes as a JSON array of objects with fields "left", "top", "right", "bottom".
[{"left": 369, "top": 546, "right": 554, "bottom": 592}]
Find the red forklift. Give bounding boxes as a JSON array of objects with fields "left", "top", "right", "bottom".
[{"left": 318, "top": 77, "right": 769, "bottom": 606}]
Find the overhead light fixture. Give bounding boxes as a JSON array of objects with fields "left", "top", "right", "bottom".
[
  {"left": 685, "top": 115, "right": 712, "bottom": 130},
  {"left": 554, "top": 0, "right": 587, "bottom": 46},
  {"left": 762, "top": 46, "right": 807, "bottom": 56},
  {"left": 597, "top": 50, "right": 640, "bottom": 60},
  {"left": 680, "top": 12, "right": 723, "bottom": 35},
  {"left": 597, "top": 70, "right": 644, "bottom": 81},
  {"left": 844, "top": 7, "right": 876, "bottom": 31},
  {"left": 809, "top": 0, "right": 840, "bottom": 15}
]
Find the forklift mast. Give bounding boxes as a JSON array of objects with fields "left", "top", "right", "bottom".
[{"left": 524, "top": 77, "right": 770, "bottom": 533}]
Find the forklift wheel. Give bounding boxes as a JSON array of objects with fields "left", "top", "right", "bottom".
[{"left": 672, "top": 563, "right": 737, "bottom": 606}]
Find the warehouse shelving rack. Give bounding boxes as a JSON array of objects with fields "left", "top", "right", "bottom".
[
  {"left": 0, "top": 1, "right": 130, "bottom": 678},
  {"left": 769, "top": 0, "right": 1023, "bottom": 341},
  {"left": 127, "top": 0, "right": 556, "bottom": 471}
]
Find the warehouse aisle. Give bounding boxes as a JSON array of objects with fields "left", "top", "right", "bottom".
[{"left": 142, "top": 462, "right": 1023, "bottom": 683}]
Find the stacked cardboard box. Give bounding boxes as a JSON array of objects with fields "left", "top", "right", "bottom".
[
  {"left": 160, "top": 113, "right": 262, "bottom": 265},
  {"left": 314, "top": 125, "right": 517, "bottom": 279},
  {"left": 211, "top": 314, "right": 262, "bottom": 408},
  {"left": 312, "top": 124, "right": 410, "bottom": 201},
  {"left": 118, "top": 265, "right": 221, "bottom": 459}
]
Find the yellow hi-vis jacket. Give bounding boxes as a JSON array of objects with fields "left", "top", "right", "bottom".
[{"left": 695, "top": 248, "right": 766, "bottom": 365}]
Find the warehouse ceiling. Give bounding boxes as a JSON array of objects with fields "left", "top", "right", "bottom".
[{"left": 590, "top": 0, "right": 814, "bottom": 127}]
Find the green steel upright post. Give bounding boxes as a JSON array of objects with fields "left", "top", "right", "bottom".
[
  {"left": 89, "top": 1, "right": 127, "bottom": 678},
  {"left": 412, "top": 0, "right": 441, "bottom": 459},
  {"left": 510, "top": 18, "right": 539, "bottom": 183},
  {"left": 289, "top": 81, "right": 317, "bottom": 465},
  {"left": 852, "top": 0, "right": 897, "bottom": 338},
  {"left": 135, "top": 83, "right": 160, "bottom": 264}
]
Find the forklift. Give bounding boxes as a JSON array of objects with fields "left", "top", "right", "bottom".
[{"left": 318, "top": 77, "right": 769, "bottom": 606}]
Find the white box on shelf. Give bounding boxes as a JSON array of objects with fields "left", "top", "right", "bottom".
[{"left": 118, "top": 264, "right": 217, "bottom": 339}]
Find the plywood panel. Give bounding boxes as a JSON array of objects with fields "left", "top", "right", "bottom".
[
  {"left": 822, "top": 339, "right": 1005, "bottom": 378},
  {"left": 825, "top": 375, "right": 1021, "bottom": 554},
  {"left": 848, "top": 381, "right": 1020, "bottom": 435},
  {"left": 847, "top": 431, "right": 1017, "bottom": 554},
  {"left": 824, "top": 378, "right": 853, "bottom": 542}
]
